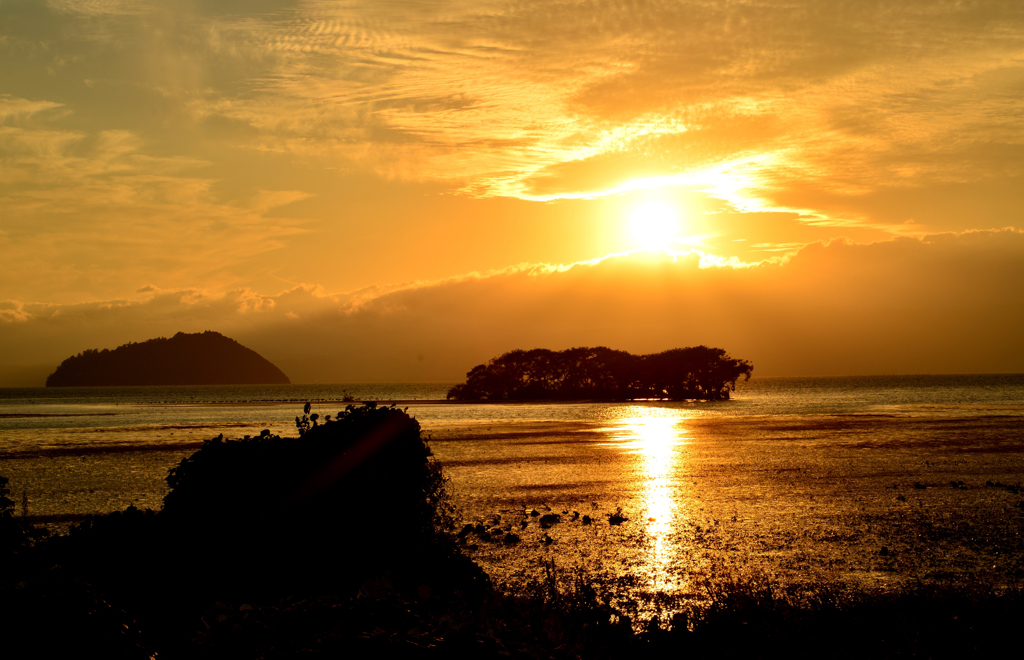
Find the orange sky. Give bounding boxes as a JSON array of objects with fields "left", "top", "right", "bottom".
[{"left": 2, "top": 1, "right": 1023, "bottom": 384}]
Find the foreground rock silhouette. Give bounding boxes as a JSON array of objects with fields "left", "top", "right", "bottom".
[{"left": 46, "top": 331, "right": 290, "bottom": 386}]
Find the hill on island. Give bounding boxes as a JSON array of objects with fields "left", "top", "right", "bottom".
[
  {"left": 447, "top": 345, "right": 752, "bottom": 401},
  {"left": 46, "top": 331, "right": 290, "bottom": 387}
]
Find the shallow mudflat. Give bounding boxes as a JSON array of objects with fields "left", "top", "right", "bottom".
[
  {"left": 429, "top": 411, "right": 1024, "bottom": 600},
  {"left": 3, "top": 379, "right": 1023, "bottom": 605}
]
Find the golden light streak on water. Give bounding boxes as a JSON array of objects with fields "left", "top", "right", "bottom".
[{"left": 603, "top": 407, "right": 692, "bottom": 591}]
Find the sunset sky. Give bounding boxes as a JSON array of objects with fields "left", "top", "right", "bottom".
[{"left": 2, "top": 0, "right": 1023, "bottom": 385}]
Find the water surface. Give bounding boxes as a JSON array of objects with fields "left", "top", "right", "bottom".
[{"left": 2, "top": 375, "right": 1023, "bottom": 597}]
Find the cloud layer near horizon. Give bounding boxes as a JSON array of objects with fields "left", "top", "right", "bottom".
[{"left": 3, "top": 230, "right": 1022, "bottom": 385}]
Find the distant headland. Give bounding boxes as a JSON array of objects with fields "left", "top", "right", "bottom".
[
  {"left": 447, "top": 345, "right": 752, "bottom": 401},
  {"left": 45, "top": 331, "right": 290, "bottom": 387}
]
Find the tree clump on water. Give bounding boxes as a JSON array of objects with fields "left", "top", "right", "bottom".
[{"left": 446, "top": 345, "right": 753, "bottom": 401}]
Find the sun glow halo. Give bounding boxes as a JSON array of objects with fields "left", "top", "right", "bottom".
[{"left": 630, "top": 202, "right": 679, "bottom": 251}]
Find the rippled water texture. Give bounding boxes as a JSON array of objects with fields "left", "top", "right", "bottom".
[
  {"left": 433, "top": 409, "right": 1024, "bottom": 601},
  {"left": 2, "top": 376, "right": 1023, "bottom": 597}
]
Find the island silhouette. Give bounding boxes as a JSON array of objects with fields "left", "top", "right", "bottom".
[
  {"left": 45, "top": 331, "right": 290, "bottom": 387},
  {"left": 447, "top": 345, "right": 752, "bottom": 401}
]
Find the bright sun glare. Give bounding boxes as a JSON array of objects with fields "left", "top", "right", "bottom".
[{"left": 629, "top": 202, "right": 679, "bottom": 251}]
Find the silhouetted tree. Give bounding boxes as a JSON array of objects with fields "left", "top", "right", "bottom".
[{"left": 447, "top": 346, "right": 752, "bottom": 401}]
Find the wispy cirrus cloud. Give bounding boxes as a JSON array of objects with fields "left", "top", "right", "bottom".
[
  {"left": 0, "top": 98, "right": 310, "bottom": 302},
  {"left": 160, "top": 0, "right": 1024, "bottom": 232},
  {"left": 1, "top": 0, "right": 1022, "bottom": 307}
]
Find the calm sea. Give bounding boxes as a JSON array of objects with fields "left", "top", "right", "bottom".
[{"left": 3, "top": 374, "right": 1024, "bottom": 596}]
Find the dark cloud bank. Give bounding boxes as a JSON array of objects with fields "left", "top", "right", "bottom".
[{"left": 2, "top": 230, "right": 1022, "bottom": 386}]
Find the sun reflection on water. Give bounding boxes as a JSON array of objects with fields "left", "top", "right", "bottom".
[{"left": 602, "top": 406, "right": 692, "bottom": 591}]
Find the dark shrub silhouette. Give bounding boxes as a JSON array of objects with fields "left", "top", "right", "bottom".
[
  {"left": 447, "top": 345, "right": 752, "bottom": 401},
  {"left": 164, "top": 402, "right": 454, "bottom": 544},
  {"left": 3, "top": 404, "right": 482, "bottom": 657},
  {"left": 152, "top": 402, "right": 473, "bottom": 598},
  {"left": 46, "top": 330, "right": 290, "bottom": 386}
]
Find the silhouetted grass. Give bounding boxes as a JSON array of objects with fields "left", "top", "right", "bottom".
[
  {"left": 169, "top": 561, "right": 1024, "bottom": 659},
  {"left": 5, "top": 514, "right": 1024, "bottom": 658}
]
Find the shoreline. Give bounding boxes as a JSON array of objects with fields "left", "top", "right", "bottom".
[{"left": 3, "top": 395, "right": 1023, "bottom": 597}]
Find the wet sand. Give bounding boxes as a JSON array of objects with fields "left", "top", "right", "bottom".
[
  {"left": 429, "top": 413, "right": 1024, "bottom": 598},
  {"left": 3, "top": 411, "right": 1022, "bottom": 603}
]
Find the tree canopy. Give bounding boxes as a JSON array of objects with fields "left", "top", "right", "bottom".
[{"left": 446, "top": 346, "right": 753, "bottom": 401}]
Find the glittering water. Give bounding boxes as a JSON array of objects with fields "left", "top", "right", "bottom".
[{"left": 2, "top": 376, "right": 1024, "bottom": 596}]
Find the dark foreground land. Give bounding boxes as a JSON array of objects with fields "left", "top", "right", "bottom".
[{"left": 3, "top": 404, "right": 1023, "bottom": 659}]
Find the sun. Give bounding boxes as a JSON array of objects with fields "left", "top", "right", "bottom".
[{"left": 630, "top": 202, "right": 679, "bottom": 251}]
